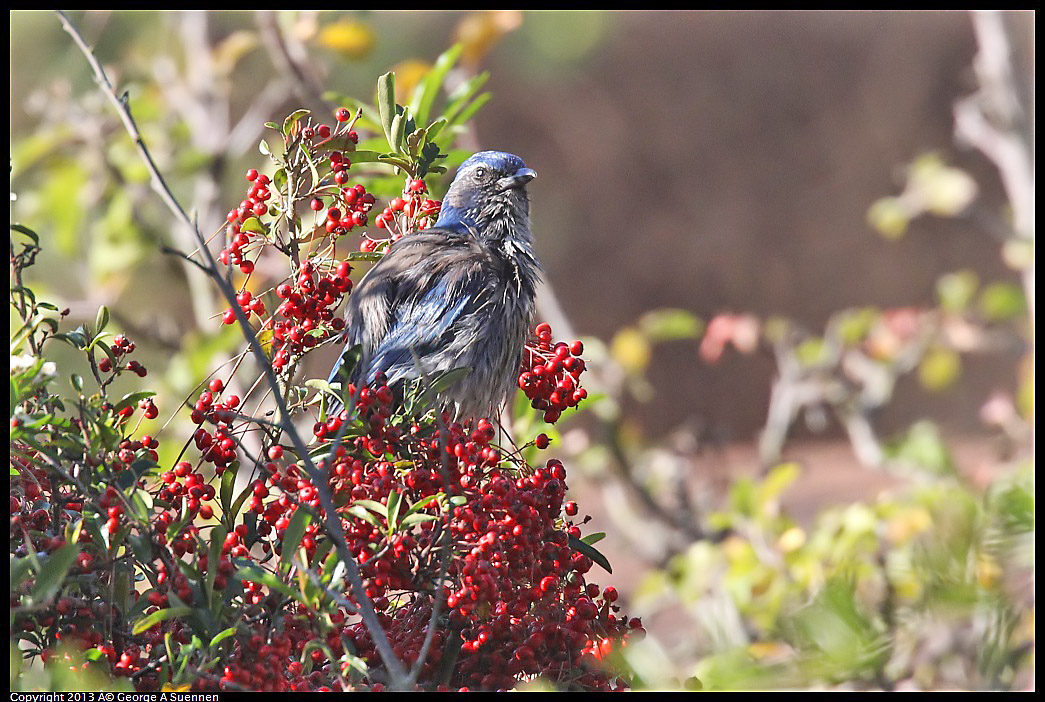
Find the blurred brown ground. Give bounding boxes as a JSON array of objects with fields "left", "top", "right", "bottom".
[{"left": 475, "top": 10, "right": 1023, "bottom": 442}]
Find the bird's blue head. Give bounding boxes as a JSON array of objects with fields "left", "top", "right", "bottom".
[{"left": 434, "top": 151, "right": 536, "bottom": 238}]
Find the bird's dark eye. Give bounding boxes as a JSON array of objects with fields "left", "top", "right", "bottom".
[{"left": 474, "top": 167, "right": 486, "bottom": 180}]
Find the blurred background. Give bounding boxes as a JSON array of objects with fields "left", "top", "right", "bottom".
[{"left": 10, "top": 10, "right": 1034, "bottom": 690}]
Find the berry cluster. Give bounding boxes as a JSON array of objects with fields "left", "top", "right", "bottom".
[
  {"left": 220, "top": 169, "right": 273, "bottom": 276},
  {"left": 269, "top": 259, "right": 352, "bottom": 372},
  {"left": 185, "top": 377, "right": 247, "bottom": 498},
  {"left": 312, "top": 178, "right": 376, "bottom": 239},
  {"left": 372, "top": 178, "right": 441, "bottom": 248},
  {"left": 518, "top": 323, "right": 588, "bottom": 423},
  {"left": 12, "top": 103, "right": 637, "bottom": 693},
  {"left": 97, "top": 332, "right": 147, "bottom": 378}
]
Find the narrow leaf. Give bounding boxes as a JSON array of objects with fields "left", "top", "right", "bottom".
[
  {"left": 377, "top": 72, "right": 396, "bottom": 144},
  {"left": 235, "top": 565, "right": 296, "bottom": 599},
  {"left": 94, "top": 306, "right": 110, "bottom": 335},
  {"left": 209, "top": 627, "right": 237, "bottom": 648},
  {"left": 389, "top": 113, "right": 404, "bottom": 154},
  {"left": 31, "top": 544, "right": 80, "bottom": 603},
  {"left": 568, "top": 534, "right": 612, "bottom": 573},
  {"left": 443, "top": 71, "right": 489, "bottom": 126},
  {"left": 220, "top": 462, "right": 238, "bottom": 518},
  {"left": 412, "top": 44, "right": 462, "bottom": 126},
  {"left": 281, "top": 508, "right": 313, "bottom": 568},
  {"left": 386, "top": 490, "right": 402, "bottom": 531},
  {"left": 282, "top": 108, "right": 311, "bottom": 136},
  {"left": 132, "top": 606, "right": 193, "bottom": 635}
]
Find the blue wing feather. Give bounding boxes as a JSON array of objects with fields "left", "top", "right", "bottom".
[{"left": 364, "top": 276, "right": 472, "bottom": 383}]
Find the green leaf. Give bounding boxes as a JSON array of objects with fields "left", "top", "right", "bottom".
[
  {"left": 132, "top": 606, "right": 193, "bottom": 635},
  {"left": 94, "top": 340, "right": 118, "bottom": 370},
  {"left": 235, "top": 564, "right": 296, "bottom": 599},
  {"left": 386, "top": 490, "right": 402, "bottom": 532},
  {"left": 31, "top": 544, "right": 80, "bottom": 604},
  {"left": 340, "top": 149, "right": 384, "bottom": 165},
  {"left": 298, "top": 142, "right": 322, "bottom": 191},
  {"left": 405, "top": 494, "right": 441, "bottom": 516},
  {"left": 389, "top": 112, "right": 405, "bottom": 155},
  {"left": 94, "top": 305, "right": 110, "bottom": 335},
  {"left": 207, "top": 525, "right": 227, "bottom": 604},
  {"left": 885, "top": 420, "right": 956, "bottom": 475},
  {"left": 411, "top": 44, "right": 462, "bottom": 126},
  {"left": 978, "top": 282, "right": 1026, "bottom": 321},
  {"left": 377, "top": 72, "right": 396, "bottom": 146},
  {"left": 400, "top": 513, "right": 439, "bottom": 528},
  {"left": 443, "top": 72, "right": 490, "bottom": 127},
  {"left": 58, "top": 326, "right": 89, "bottom": 350},
  {"left": 425, "top": 117, "right": 448, "bottom": 144},
  {"left": 351, "top": 499, "right": 388, "bottom": 519},
  {"left": 113, "top": 391, "right": 157, "bottom": 413},
  {"left": 283, "top": 108, "right": 311, "bottom": 136},
  {"left": 344, "top": 251, "right": 385, "bottom": 262},
  {"left": 209, "top": 627, "right": 237, "bottom": 649},
  {"left": 377, "top": 153, "right": 412, "bottom": 170},
  {"left": 638, "top": 308, "right": 704, "bottom": 342},
  {"left": 10, "top": 555, "right": 34, "bottom": 591},
  {"left": 11, "top": 222, "right": 41, "bottom": 245},
  {"left": 220, "top": 462, "right": 238, "bottom": 520},
  {"left": 918, "top": 347, "right": 962, "bottom": 392},
  {"left": 345, "top": 504, "right": 380, "bottom": 526},
  {"left": 328, "top": 344, "right": 362, "bottom": 387},
  {"left": 580, "top": 532, "right": 606, "bottom": 545},
  {"left": 240, "top": 216, "right": 266, "bottom": 235},
  {"left": 569, "top": 534, "right": 612, "bottom": 573},
  {"left": 281, "top": 508, "right": 313, "bottom": 568},
  {"left": 446, "top": 91, "right": 491, "bottom": 129},
  {"left": 230, "top": 482, "right": 253, "bottom": 529},
  {"left": 936, "top": 270, "right": 979, "bottom": 313}
]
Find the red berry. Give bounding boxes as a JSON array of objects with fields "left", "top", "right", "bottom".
[
  {"left": 245, "top": 168, "right": 258, "bottom": 181},
  {"left": 335, "top": 107, "right": 351, "bottom": 122}
]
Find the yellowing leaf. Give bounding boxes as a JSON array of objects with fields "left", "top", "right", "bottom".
[
  {"left": 213, "top": 30, "right": 259, "bottom": 76},
  {"left": 776, "top": 526, "right": 806, "bottom": 553},
  {"left": 976, "top": 553, "right": 1002, "bottom": 589},
  {"left": 317, "top": 19, "right": 375, "bottom": 60},
  {"left": 390, "top": 59, "right": 431, "bottom": 104},
  {"left": 867, "top": 196, "right": 910, "bottom": 240},
  {"left": 454, "top": 11, "right": 523, "bottom": 67},
  {"left": 257, "top": 328, "right": 275, "bottom": 358},
  {"left": 610, "top": 327, "right": 651, "bottom": 375},
  {"left": 747, "top": 641, "right": 792, "bottom": 662},
  {"left": 908, "top": 155, "right": 978, "bottom": 217},
  {"left": 918, "top": 347, "right": 961, "bottom": 392},
  {"left": 162, "top": 683, "right": 192, "bottom": 692},
  {"left": 885, "top": 506, "right": 931, "bottom": 545}
]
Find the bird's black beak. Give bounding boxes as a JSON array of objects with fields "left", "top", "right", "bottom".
[{"left": 496, "top": 167, "right": 536, "bottom": 192}]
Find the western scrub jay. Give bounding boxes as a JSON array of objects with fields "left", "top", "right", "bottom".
[{"left": 327, "top": 151, "right": 540, "bottom": 420}]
